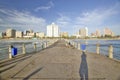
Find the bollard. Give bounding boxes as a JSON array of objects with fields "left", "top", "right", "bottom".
[
  {"left": 44, "top": 42, "right": 47, "bottom": 48},
  {"left": 46, "top": 42, "right": 47, "bottom": 47},
  {"left": 34, "top": 43, "right": 37, "bottom": 51},
  {"left": 71, "top": 42, "right": 73, "bottom": 46},
  {"left": 72, "top": 42, "right": 74, "bottom": 47},
  {"left": 75, "top": 43, "right": 78, "bottom": 48},
  {"left": 96, "top": 44, "right": 100, "bottom": 54},
  {"left": 66, "top": 43, "right": 68, "bottom": 47},
  {"left": 78, "top": 43, "right": 81, "bottom": 50},
  {"left": 42, "top": 43, "right": 44, "bottom": 49},
  {"left": 73, "top": 42, "right": 75, "bottom": 47},
  {"left": 74, "top": 43, "right": 76, "bottom": 48},
  {"left": 22, "top": 44, "right": 26, "bottom": 54},
  {"left": 109, "top": 45, "right": 113, "bottom": 59},
  {"left": 75, "top": 42, "right": 76, "bottom": 48},
  {"left": 8, "top": 45, "right": 12, "bottom": 59}
]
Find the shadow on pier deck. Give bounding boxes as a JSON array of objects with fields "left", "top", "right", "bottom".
[
  {"left": 0, "top": 40, "right": 120, "bottom": 80},
  {"left": 79, "top": 52, "right": 88, "bottom": 80}
]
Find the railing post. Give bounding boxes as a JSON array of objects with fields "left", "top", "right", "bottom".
[
  {"left": 71, "top": 42, "right": 73, "bottom": 46},
  {"left": 66, "top": 42, "right": 68, "bottom": 47},
  {"left": 72, "top": 42, "right": 75, "bottom": 47},
  {"left": 76, "top": 43, "right": 78, "bottom": 48},
  {"left": 46, "top": 42, "right": 47, "bottom": 47},
  {"left": 75, "top": 42, "right": 76, "bottom": 48},
  {"left": 8, "top": 45, "right": 12, "bottom": 59},
  {"left": 22, "top": 44, "right": 26, "bottom": 54},
  {"left": 34, "top": 43, "right": 37, "bottom": 51},
  {"left": 96, "top": 44, "right": 100, "bottom": 54},
  {"left": 42, "top": 43, "right": 44, "bottom": 49},
  {"left": 73, "top": 42, "right": 75, "bottom": 47},
  {"left": 78, "top": 43, "right": 81, "bottom": 50},
  {"left": 44, "top": 42, "right": 47, "bottom": 48},
  {"left": 109, "top": 45, "right": 113, "bottom": 59}
]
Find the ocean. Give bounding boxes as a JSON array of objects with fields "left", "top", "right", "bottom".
[
  {"left": 0, "top": 39, "right": 46, "bottom": 60},
  {"left": 72, "top": 39, "right": 120, "bottom": 60},
  {"left": 0, "top": 39, "right": 120, "bottom": 61}
]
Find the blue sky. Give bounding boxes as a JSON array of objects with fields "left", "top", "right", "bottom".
[{"left": 0, "top": 0, "right": 120, "bottom": 35}]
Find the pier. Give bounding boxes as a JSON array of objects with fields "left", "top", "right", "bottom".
[{"left": 0, "top": 40, "right": 120, "bottom": 80}]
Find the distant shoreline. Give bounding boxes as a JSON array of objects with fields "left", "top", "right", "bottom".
[
  {"left": 78, "top": 38, "right": 120, "bottom": 40},
  {"left": 0, "top": 38, "right": 120, "bottom": 41}
]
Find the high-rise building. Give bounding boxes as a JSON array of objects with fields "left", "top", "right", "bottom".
[
  {"left": 16, "top": 31, "right": 23, "bottom": 38},
  {"left": 91, "top": 30, "right": 101, "bottom": 37},
  {"left": 27, "top": 32, "right": 35, "bottom": 37},
  {"left": 79, "top": 27, "right": 88, "bottom": 38},
  {"left": 96, "top": 30, "right": 101, "bottom": 37},
  {"left": 25, "top": 29, "right": 33, "bottom": 36},
  {"left": 0, "top": 32, "right": 3, "bottom": 38},
  {"left": 6, "top": 29, "right": 16, "bottom": 38},
  {"left": 36, "top": 32, "right": 45, "bottom": 38},
  {"left": 47, "top": 23, "right": 59, "bottom": 37},
  {"left": 104, "top": 28, "right": 114, "bottom": 36},
  {"left": 60, "top": 32, "right": 69, "bottom": 38}
]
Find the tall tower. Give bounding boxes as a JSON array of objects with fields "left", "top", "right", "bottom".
[
  {"left": 85, "top": 27, "right": 88, "bottom": 36},
  {"left": 79, "top": 27, "right": 88, "bottom": 38},
  {"left": 47, "top": 23, "right": 59, "bottom": 37},
  {"left": 6, "top": 29, "right": 16, "bottom": 38}
]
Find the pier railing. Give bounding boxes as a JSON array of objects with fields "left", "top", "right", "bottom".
[
  {"left": 65, "top": 39, "right": 120, "bottom": 60},
  {"left": 0, "top": 39, "right": 58, "bottom": 60}
]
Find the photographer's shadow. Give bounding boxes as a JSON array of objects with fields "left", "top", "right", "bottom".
[{"left": 79, "top": 52, "right": 88, "bottom": 80}]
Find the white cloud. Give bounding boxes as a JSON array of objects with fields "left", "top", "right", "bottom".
[
  {"left": 35, "top": 6, "right": 51, "bottom": 11},
  {"left": 35, "top": 1, "right": 54, "bottom": 12},
  {"left": 55, "top": 14, "right": 74, "bottom": 34},
  {"left": 0, "top": 18, "right": 3, "bottom": 22},
  {"left": 54, "top": 3, "right": 120, "bottom": 35},
  {"left": 76, "top": 3, "right": 120, "bottom": 26},
  {"left": 56, "top": 14, "right": 71, "bottom": 27},
  {"left": 0, "top": 8, "right": 46, "bottom": 32}
]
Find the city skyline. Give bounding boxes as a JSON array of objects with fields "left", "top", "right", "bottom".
[{"left": 0, "top": 0, "right": 120, "bottom": 35}]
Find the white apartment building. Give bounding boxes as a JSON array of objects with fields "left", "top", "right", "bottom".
[
  {"left": 47, "top": 23, "right": 59, "bottom": 37},
  {"left": 36, "top": 32, "right": 45, "bottom": 38},
  {"left": 79, "top": 27, "right": 88, "bottom": 38},
  {"left": 16, "top": 31, "right": 23, "bottom": 38},
  {"left": 6, "top": 29, "right": 16, "bottom": 38},
  {"left": 0, "top": 32, "right": 3, "bottom": 38}
]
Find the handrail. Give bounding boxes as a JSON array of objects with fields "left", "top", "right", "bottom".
[
  {"left": 0, "top": 39, "right": 58, "bottom": 60},
  {"left": 68, "top": 39, "right": 120, "bottom": 60},
  {"left": 0, "top": 47, "right": 9, "bottom": 51}
]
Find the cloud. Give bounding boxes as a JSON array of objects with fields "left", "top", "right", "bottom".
[
  {"left": 56, "top": 14, "right": 71, "bottom": 27},
  {"left": 54, "top": 2, "right": 120, "bottom": 35},
  {"left": 55, "top": 14, "right": 75, "bottom": 34},
  {"left": 35, "top": 1, "right": 54, "bottom": 12},
  {"left": 74, "top": 3, "right": 120, "bottom": 35},
  {"left": 76, "top": 3, "right": 120, "bottom": 26},
  {"left": 0, "top": 8, "right": 46, "bottom": 32}
]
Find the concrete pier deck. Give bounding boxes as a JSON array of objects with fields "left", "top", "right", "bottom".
[{"left": 0, "top": 40, "right": 120, "bottom": 80}]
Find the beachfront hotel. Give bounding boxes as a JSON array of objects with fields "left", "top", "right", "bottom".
[
  {"left": 79, "top": 27, "right": 88, "bottom": 38},
  {"left": 16, "top": 31, "right": 23, "bottom": 38},
  {"left": 104, "top": 28, "right": 114, "bottom": 36},
  {"left": 91, "top": 30, "right": 101, "bottom": 37},
  {"left": 47, "top": 23, "right": 59, "bottom": 37},
  {"left": 60, "top": 32, "right": 69, "bottom": 38},
  {"left": 6, "top": 29, "right": 16, "bottom": 38}
]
